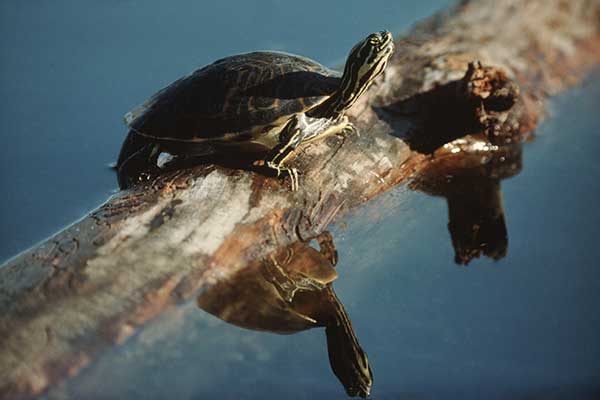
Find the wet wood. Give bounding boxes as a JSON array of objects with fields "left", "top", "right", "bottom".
[{"left": 1, "top": 0, "right": 599, "bottom": 397}]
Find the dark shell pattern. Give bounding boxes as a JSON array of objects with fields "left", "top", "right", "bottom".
[{"left": 126, "top": 52, "right": 342, "bottom": 142}]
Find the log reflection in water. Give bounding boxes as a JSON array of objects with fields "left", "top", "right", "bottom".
[
  {"left": 410, "top": 140, "right": 522, "bottom": 265},
  {"left": 197, "top": 232, "right": 372, "bottom": 398}
]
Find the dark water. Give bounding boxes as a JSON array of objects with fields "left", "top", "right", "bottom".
[
  {"left": 0, "top": 0, "right": 454, "bottom": 262},
  {"left": 2, "top": 1, "right": 600, "bottom": 399},
  {"left": 45, "top": 74, "right": 600, "bottom": 399}
]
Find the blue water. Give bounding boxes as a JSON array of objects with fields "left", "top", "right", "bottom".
[{"left": 2, "top": 1, "right": 599, "bottom": 399}]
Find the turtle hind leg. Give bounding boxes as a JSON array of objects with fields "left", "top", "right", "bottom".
[{"left": 116, "top": 131, "right": 160, "bottom": 189}]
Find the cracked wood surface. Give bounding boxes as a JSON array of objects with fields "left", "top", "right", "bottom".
[{"left": 1, "top": 0, "right": 599, "bottom": 398}]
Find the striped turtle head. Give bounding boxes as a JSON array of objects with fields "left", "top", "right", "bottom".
[{"left": 336, "top": 31, "right": 394, "bottom": 111}]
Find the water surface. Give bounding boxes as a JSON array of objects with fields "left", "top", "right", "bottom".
[{"left": 45, "top": 74, "right": 600, "bottom": 399}]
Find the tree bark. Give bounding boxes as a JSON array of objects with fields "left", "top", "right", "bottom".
[{"left": 1, "top": 0, "right": 599, "bottom": 398}]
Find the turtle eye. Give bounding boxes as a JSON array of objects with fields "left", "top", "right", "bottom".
[{"left": 368, "top": 34, "right": 380, "bottom": 44}]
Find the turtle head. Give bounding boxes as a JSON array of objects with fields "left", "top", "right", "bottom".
[
  {"left": 350, "top": 31, "right": 394, "bottom": 65},
  {"left": 335, "top": 31, "right": 394, "bottom": 111},
  {"left": 307, "top": 31, "right": 393, "bottom": 118}
]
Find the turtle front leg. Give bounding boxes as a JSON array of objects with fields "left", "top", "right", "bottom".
[{"left": 257, "top": 125, "right": 304, "bottom": 191}]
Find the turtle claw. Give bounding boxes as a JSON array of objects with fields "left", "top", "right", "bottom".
[
  {"left": 266, "top": 161, "right": 299, "bottom": 191},
  {"left": 281, "top": 166, "right": 299, "bottom": 191},
  {"left": 289, "top": 167, "right": 299, "bottom": 191},
  {"left": 342, "top": 122, "right": 359, "bottom": 137}
]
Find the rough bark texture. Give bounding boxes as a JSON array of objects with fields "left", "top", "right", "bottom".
[{"left": 1, "top": 0, "right": 599, "bottom": 398}]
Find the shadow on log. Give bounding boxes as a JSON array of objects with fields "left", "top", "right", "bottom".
[
  {"left": 376, "top": 61, "right": 520, "bottom": 153},
  {"left": 1, "top": 0, "right": 599, "bottom": 398}
]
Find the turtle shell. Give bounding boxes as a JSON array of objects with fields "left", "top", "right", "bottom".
[{"left": 125, "top": 51, "right": 341, "bottom": 143}]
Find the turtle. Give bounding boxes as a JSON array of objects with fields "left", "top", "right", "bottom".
[
  {"left": 197, "top": 232, "right": 373, "bottom": 398},
  {"left": 116, "top": 31, "right": 394, "bottom": 190}
]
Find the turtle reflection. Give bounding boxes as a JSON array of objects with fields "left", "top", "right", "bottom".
[
  {"left": 197, "top": 232, "right": 372, "bottom": 398},
  {"left": 410, "top": 141, "right": 522, "bottom": 265}
]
